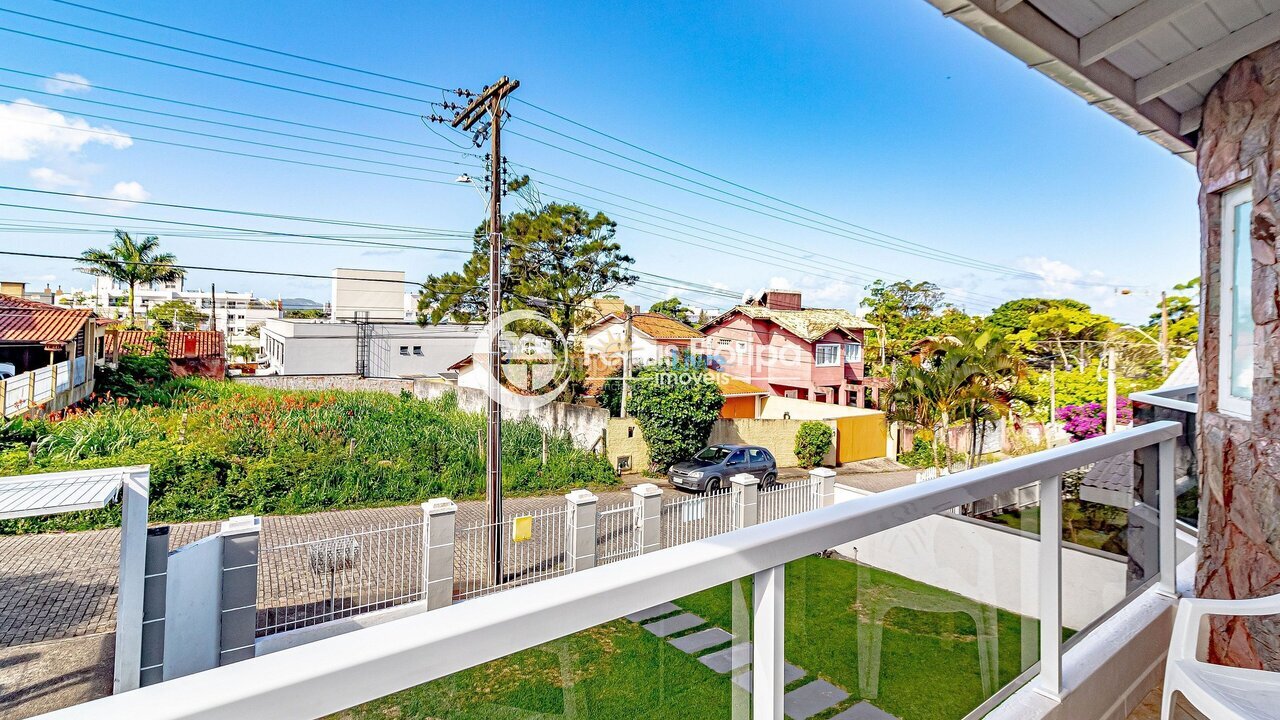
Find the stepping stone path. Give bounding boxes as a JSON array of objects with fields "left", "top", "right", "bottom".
[
  {"left": 641, "top": 613, "right": 706, "bottom": 637},
  {"left": 831, "top": 701, "right": 902, "bottom": 720},
  {"left": 627, "top": 604, "right": 902, "bottom": 720},
  {"left": 669, "top": 628, "right": 732, "bottom": 653}
]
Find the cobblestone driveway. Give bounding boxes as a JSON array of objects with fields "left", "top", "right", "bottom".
[{"left": 0, "top": 491, "right": 633, "bottom": 649}]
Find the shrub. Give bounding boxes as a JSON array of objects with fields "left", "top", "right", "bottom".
[
  {"left": 794, "top": 421, "right": 833, "bottom": 469},
  {"left": 627, "top": 364, "right": 724, "bottom": 473},
  {"left": 1056, "top": 397, "right": 1132, "bottom": 441}
]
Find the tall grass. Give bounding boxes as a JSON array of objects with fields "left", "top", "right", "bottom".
[{"left": 0, "top": 380, "right": 617, "bottom": 533}]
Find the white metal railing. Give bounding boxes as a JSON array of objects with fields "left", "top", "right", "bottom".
[
  {"left": 36, "top": 421, "right": 1183, "bottom": 720},
  {"left": 596, "top": 501, "right": 640, "bottom": 565},
  {"left": 758, "top": 479, "right": 817, "bottom": 523},
  {"left": 256, "top": 520, "right": 423, "bottom": 636},
  {"left": 660, "top": 487, "right": 735, "bottom": 547},
  {"left": 453, "top": 504, "right": 570, "bottom": 600}
]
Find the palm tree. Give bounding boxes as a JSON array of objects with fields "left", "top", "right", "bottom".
[
  {"left": 78, "top": 231, "right": 185, "bottom": 326},
  {"left": 890, "top": 330, "right": 1028, "bottom": 470}
]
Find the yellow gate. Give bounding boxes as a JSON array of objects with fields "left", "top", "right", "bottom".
[{"left": 835, "top": 413, "right": 887, "bottom": 463}]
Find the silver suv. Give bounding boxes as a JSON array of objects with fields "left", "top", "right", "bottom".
[{"left": 668, "top": 444, "right": 778, "bottom": 493}]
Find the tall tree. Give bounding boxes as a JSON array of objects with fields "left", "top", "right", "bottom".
[
  {"left": 648, "top": 297, "right": 694, "bottom": 325},
  {"left": 417, "top": 202, "right": 637, "bottom": 341},
  {"left": 860, "top": 279, "right": 967, "bottom": 376},
  {"left": 986, "top": 297, "right": 1090, "bottom": 337},
  {"left": 78, "top": 231, "right": 185, "bottom": 325},
  {"left": 1011, "top": 306, "right": 1114, "bottom": 370},
  {"left": 147, "top": 299, "right": 204, "bottom": 330}
]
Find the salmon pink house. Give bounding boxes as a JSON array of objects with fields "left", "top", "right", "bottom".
[{"left": 699, "top": 290, "right": 878, "bottom": 407}]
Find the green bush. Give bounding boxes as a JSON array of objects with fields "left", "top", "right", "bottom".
[
  {"left": 627, "top": 364, "right": 724, "bottom": 473},
  {"left": 794, "top": 421, "right": 833, "bottom": 469}
]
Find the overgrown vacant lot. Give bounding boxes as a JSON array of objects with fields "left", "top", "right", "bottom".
[
  {"left": 0, "top": 380, "right": 617, "bottom": 533},
  {"left": 337, "top": 555, "right": 1047, "bottom": 720}
]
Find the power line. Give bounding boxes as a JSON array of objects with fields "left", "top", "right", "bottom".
[
  {"left": 26, "top": 0, "right": 1105, "bottom": 289},
  {"left": 0, "top": 201, "right": 475, "bottom": 253},
  {"left": 0, "top": 67, "right": 461, "bottom": 155},
  {"left": 0, "top": 26, "right": 420, "bottom": 118},
  {"left": 6, "top": 116, "right": 468, "bottom": 187},
  {"left": 0, "top": 7, "right": 438, "bottom": 107},
  {"left": 507, "top": 118, "right": 1051, "bottom": 281},
  {"left": 0, "top": 186, "right": 474, "bottom": 237},
  {"left": 0, "top": 82, "right": 480, "bottom": 167},
  {"left": 41, "top": 0, "right": 450, "bottom": 94},
  {"left": 5, "top": 14, "right": 1130, "bottom": 292}
]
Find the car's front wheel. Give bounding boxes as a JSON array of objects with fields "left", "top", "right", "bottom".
[{"left": 705, "top": 477, "right": 722, "bottom": 494}]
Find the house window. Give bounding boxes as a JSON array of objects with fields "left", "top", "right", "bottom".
[
  {"left": 399, "top": 345, "right": 410, "bottom": 356},
  {"left": 815, "top": 343, "right": 839, "bottom": 366},
  {"left": 1219, "top": 183, "right": 1254, "bottom": 418},
  {"left": 845, "top": 341, "right": 863, "bottom": 363},
  {"left": 413, "top": 346, "right": 424, "bottom": 356},
  {"left": 784, "top": 389, "right": 799, "bottom": 399}
]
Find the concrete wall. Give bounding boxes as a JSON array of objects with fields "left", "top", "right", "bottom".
[
  {"left": 1195, "top": 44, "right": 1280, "bottom": 668},
  {"left": 606, "top": 416, "right": 808, "bottom": 473},
  {"left": 259, "top": 320, "right": 480, "bottom": 378},
  {"left": 413, "top": 382, "right": 608, "bottom": 450},
  {"left": 758, "top": 395, "right": 879, "bottom": 420},
  {"left": 830, "top": 485, "right": 1129, "bottom": 630}
]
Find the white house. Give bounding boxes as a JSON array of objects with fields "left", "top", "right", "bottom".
[{"left": 258, "top": 318, "right": 482, "bottom": 378}]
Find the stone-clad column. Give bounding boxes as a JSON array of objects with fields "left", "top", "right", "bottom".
[{"left": 1195, "top": 44, "right": 1280, "bottom": 669}]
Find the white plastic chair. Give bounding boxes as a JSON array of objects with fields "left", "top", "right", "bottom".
[{"left": 1162, "top": 593, "right": 1280, "bottom": 719}]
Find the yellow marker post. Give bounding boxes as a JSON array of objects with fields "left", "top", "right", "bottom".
[{"left": 512, "top": 515, "right": 533, "bottom": 543}]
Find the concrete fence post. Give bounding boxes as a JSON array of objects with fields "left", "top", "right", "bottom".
[
  {"left": 809, "top": 467, "right": 837, "bottom": 508},
  {"left": 218, "top": 515, "right": 260, "bottom": 666},
  {"left": 731, "top": 473, "right": 758, "bottom": 529},
  {"left": 565, "top": 489, "right": 599, "bottom": 572},
  {"left": 631, "top": 483, "right": 663, "bottom": 555},
  {"left": 422, "top": 498, "right": 457, "bottom": 610}
]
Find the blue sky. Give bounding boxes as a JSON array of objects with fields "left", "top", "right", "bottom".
[{"left": 0, "top": 0, "right": 1199, "bottom": 323}]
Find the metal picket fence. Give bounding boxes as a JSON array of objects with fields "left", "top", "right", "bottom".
[
  {"left": 256, "top": 520, "right": 423, "bottom": 637},
  {"left": 759, "top": 481, "right": 819, "bottom": 523},
  {"left": 596, "top": 501, "right": 640, "bottom": 565},
  {"left": 661, "top": 488, "right": 736, "bottom": 548},
  {"left": 453, "top": 505, "right": 570, "bottom": 600}
]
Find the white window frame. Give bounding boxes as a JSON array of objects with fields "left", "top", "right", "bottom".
[
  {"left": 844, "top": 341, "right": 863, "bottom": 364},
  {"left": 815, "top": 343, "right": 840, "bottom": 367},
  {"left": 1219, "top": 182, "right": 1254, "bottom": 419}
]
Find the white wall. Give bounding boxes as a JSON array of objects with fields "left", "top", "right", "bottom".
[
  {"left": 332, "top": 269, "right": 406, "bottom": 322},
  {"left": 581, "top": 320, "right": 665, "bottom": 366},
  {"left": 414, "top": 381, "right": 608, "bottom": 450},
  {"left": 830, "top": 485, "right": 1129, "bottom": 630},
  {"left": 259, "top": 320, "right": 481, "bottom": 378}
]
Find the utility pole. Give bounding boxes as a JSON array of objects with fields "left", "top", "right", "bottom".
[
  {"left": 1105, "top": 347, "right": 1118, "bottom": 435},
  {"left": 436, "top": 76, "right": 519, "bottom": 585},
  {"left": 1159, "top": 291, "right": 1170, "bottom": 373},
  {"left": 209, "top": 283, "right": 217, "bottom": 332},
  {"left": 1049, "top": 360, "right": 1057, "bottom": 439},
  {"left": 620, "top": 307, "right": 633, "bottom": 418}
]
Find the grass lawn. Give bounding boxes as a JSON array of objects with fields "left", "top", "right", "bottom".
[{"left": 333, "top": 555, "right": 1054, "bottom": 720}]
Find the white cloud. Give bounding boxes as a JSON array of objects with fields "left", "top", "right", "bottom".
[
  {"left": 0, "top": 100, "right": 131, "bottom": 161},
  {"left": 109, "top": 181, "right": 150, "bottom": 203},
  {"left": 42, "top": 72, "right": 91, "bottom": 95},
  {"left": 28, "top": 166, "right": 83, "bottom": 189}
]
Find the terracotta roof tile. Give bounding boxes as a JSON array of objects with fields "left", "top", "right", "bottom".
[
  {"left": 702, "top": 305, "right": 875, "bottom": 342},
  {"left": 0, "top": 295, "right": 92, "bottom": 347},
  {"left": 107, "top": 330, "right": 225, "bottom": 358}
]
